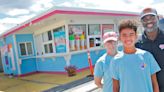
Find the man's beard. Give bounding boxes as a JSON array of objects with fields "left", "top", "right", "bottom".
[{"left": 144, "top": 21, "right": 159, "bottom": 32}]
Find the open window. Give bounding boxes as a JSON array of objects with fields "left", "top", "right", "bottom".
[
  {"left": 68, "top": 24, "right": 87, "bottom": 51},
  {"left": 102, "top": 24, "right": 114, "bottom": 36},
  {"left": 88, "top": 24, "right": 101, "bottom": 48}
]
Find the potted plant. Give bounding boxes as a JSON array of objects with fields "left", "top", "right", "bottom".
[{"left": 64, "top": 65, "right": 77, "bottom": 77}]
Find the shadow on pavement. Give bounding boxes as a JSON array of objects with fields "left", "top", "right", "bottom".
[{"left": 43, "top": 75, "right": 94, "bottom": 92}]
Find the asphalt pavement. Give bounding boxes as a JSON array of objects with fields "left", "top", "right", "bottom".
[{"left": 43, "top": 76, "right": 102, "bottom": 92}]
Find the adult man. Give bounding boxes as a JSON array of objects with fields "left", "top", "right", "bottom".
[
  {"left": 136, "top": 7, "right": 164, "bottom": 91},
  {"left": 94, "top": 32, "right": 118, "bottom": 92}
]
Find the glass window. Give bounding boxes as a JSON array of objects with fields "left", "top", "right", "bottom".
[
  {"left": 88, "top": 24, "right": 101, "bottom": 48},
  {"left": 26, "top": 42, "right": 33, "bottom": 55},
  {"left": 48, "top": 31, "right": 52, "bottom": 40},
  {"left": 41, "top": 30, "right": 54, "bottom": 54},
  {"left": 88, "top": 24, "right": 101, "bottom": 35},
  {"left": 102, "top": 24, "right": 114, "bottom": 35},
  {"left": 49, "top": 43, "right": 53, "bottom": 53},
  {"left": 20, "top": 43, "right": 26, "bottom": 56},
  {"left": 19, "top": 42, "right": 33, "bottom": 56},
  {"left": 89, "top": 36, "right": 101, "bottom": 48},
  {"left": 42, "top": 30, "right": 52, "bottom": 42},
  {"left": 89, "top": 38, "right": 94, "bottom": 47},
  {"left": 95, "top": 37, "right": 101, "bottom": 46},
  {"left": 44, "top": 44, "right": 48, "bottom": 53},
  {"left": 44, "top": 43, "right": 53, "bottom": 54},
  {"left": 68, "top": 24, "right": 86, "bottom": 51}
]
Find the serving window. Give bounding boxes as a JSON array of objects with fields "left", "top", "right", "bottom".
[
  {"left": 88, "top": 24, "right": 101, "bottom": 48},
  {"left": 34, "top": 23, "right": 115, "bottom": 57},
  {"left": 102, "top": 24, "right": 114, "bottom": 36},
  {"left": 68, "top": 24, "right": 87, "bottom": 51}
]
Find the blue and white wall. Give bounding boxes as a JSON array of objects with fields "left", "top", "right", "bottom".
[{"left": 16, "top": 34, "right": 37, "bottom": 75}]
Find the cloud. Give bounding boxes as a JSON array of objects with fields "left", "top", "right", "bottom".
[
  {"left": 0, "top": 0, "right": 54, "bottom": 16},
  {"left": 58, "top": 0, "right": 164, "bottom": 15},
  {"left": 125, "top": 0, "right": 154, "bottom": 6},
  {"left": 58, "top": 0, "right": 97, "bottom": 8},
  {"left": 58, "top": 0, "right": 140, "bottom": 12},
  {"left": 7, "top": 9, "right": 30, "bottom": 16},
  {"left": 151, "top": 2, "right": 164, "bottom": 15},
  {"left": 0, "top": 14, "right": 36, "bottom": 35},
  {"left": 0, "top": 0, "right": 35, "bottom": 12},
  {"left": 0, "top": 24, "right": 8, "bottom": 34},
  {"left": 30, "top": 0, "right": 54, "bottom": 12},
  {"left": 0, "top": 0, "right": 54, "bottom": 34},
  {"left": 0, "top": 14, "right": 35, "bottom": 24}
]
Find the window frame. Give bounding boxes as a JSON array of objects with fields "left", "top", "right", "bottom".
[
  {"left": 18, "top": 42, "right": 34, "bottom": 56},
  {"left": 43, "top": 41, "right": 54, "bottom": 54},
  {"left": 87, "top": 24, "right": 102, "bottom": 49},
  {"left": 68, "top": 24, "right": 87, "bottom": 52},
  {"left": 42, "top": 30, "right": 55, "bottom": 55}
]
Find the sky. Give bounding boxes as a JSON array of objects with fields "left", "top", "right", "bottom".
[{"left": 0, "top": 0, "right": 164, "bottom": 34}]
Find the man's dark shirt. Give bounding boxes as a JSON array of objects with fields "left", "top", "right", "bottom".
[{"left": 136, "top": 29, "right": 164, "bottom": 91}]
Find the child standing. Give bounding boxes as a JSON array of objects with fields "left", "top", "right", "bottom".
[{"left": 111, "top": 19, "right": 160, "bottom": 92}]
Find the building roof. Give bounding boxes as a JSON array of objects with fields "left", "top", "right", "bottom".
[{"left": 0, "top": 7, "right": 139, "bottom": 38}]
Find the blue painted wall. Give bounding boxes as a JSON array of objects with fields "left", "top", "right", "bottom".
[
  {"left": 16, "top": 34, "right": 37, "bottom": 74},
  {"left": 70, "top": 50, "right": 106, "bottom": 69},
  {"left": 35, "top": 50, "right": 105, "bottom": 72},
  {"left": 36, "top": 57, "right": 66, "bottom": 72},
  {"left": 16, "top": 34, "right": 36, "bottom": 58},
  {"left": 21, "top": 58, "right": 37, "bottom": 74}
]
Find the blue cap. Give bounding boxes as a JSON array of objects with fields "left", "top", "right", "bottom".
[{"left": 140, "top": 8, "right": 157, "bottom": 19}]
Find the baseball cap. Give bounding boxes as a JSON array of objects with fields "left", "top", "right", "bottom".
[
  {"left": 103, "top": 32, "right": 117, "bottom": 44},
  {"left": 140, "top": 8, "right": 157, "bottom": 19}
]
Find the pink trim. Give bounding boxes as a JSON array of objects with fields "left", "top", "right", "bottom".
[
  {"left": 17, "top": 71, "right": 38, "bottom": 77},
  {"left": 3, "top": 10, "right": 139, "bottom": 37}
]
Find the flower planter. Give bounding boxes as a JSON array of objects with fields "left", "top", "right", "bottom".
[{"left": 64, "top": 65, "right": 77, "bottom": 77}]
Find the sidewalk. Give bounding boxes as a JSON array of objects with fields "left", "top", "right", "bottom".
[
  {"left": 64, "top": 80, "right": 101, "bottom": 92},
  {"left": 43, "top": 75, "right": 102, "bottom": 92},
  {"left": 43, "top": 76, "right": 97, "bottom": 92},
  {"left": 0, "top": 69, "right": 91, "bottom": 92}
]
